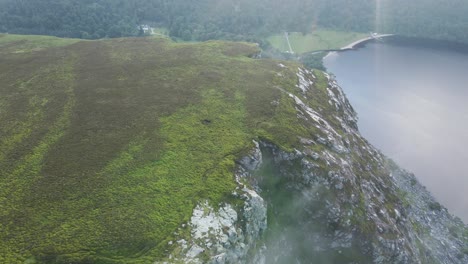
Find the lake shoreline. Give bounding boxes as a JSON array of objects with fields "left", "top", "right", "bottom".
[
  {"left": 324, "top": 39, "right": 468, "bottom": 223},
  {"left": 322, "top": 34, "right": 394, "bottom": 60},
  {"left": 340, "top": 34, "right": 394, "bottom": 50},
  {"left": 322, "top": 35, "right": 468, "bottom": 60}
]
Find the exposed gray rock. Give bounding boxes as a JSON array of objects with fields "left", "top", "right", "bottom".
[
  {"left": 296, "top": 67, "right": 314, "bottom": 94},
  {"left": 167, "top": 142, "right": 267, "bottom": 264},
  {"left": 165, "top": 66, "right": 467, "bottom": 264},
  {"left": 249, "top": 68, "right": 467, "bottom": 264},
  {"left": 239, "top": 140, "right": 263, "bottom": 172},
  {"left": 390, "top": 166, "right": 468, "bottom": 264}
]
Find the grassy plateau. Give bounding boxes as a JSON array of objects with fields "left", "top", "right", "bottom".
[{"left": 0, "top": 33, "right": 331, "bottom": 263}]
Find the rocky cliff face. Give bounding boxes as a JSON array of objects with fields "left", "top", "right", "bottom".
[{"left": 172, "top": 67, "right": 468, "bottom": 263}]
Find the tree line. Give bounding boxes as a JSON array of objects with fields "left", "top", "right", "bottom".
[{"left": 1, "top": 0, "right": 467, "bottom": 44}]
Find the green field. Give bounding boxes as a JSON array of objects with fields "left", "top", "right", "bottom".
[
  {"left": 150, "top": 27, "right": 169, "bottom": 36},
  {"left": 267, "top": 30, "right": 368, "bottom": 54}
]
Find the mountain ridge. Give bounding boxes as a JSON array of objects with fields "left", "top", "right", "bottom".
[{"left": 0, "top": 34, "right": 466, "bottom": 263}]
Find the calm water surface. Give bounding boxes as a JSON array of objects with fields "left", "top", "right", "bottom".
[{"left": 324, "top": 38, "right": 468, "bottom": 222}]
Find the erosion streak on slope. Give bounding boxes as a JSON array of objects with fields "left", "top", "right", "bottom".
[{"left": 0, "top": 58, "right": 76, "bottom": 263}]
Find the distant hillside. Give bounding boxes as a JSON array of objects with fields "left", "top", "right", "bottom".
[{"left": 1, "top": 0, "right": 468, "bottom": 44}]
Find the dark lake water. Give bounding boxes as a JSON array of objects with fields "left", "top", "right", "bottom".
[{"left": 324, "top": 37, "right": 468, "bottom": 222}]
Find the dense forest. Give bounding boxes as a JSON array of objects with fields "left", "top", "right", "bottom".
[{"left": 0, "top": 0, "right": 467, "bottom": 44}]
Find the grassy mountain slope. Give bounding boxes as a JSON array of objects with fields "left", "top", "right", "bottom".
[
  {"left": 1, "top": 34, "right": 467, "bottom": 264},
  {"left": 0, "top": 34, "right": 326, "bottom": 263}
]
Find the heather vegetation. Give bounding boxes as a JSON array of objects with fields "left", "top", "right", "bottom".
[
  {"left": 1, "top": 1, "right": 468, "bottom": 262},
  {"left": 1, "top": 32, "right": 467, "bottom": 263},
  {"left": 0, "top": 34, "right": 333, "bottom": 263}
]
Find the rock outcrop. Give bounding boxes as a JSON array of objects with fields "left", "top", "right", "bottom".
[
  {"left": 167, "top": 143, "right": 268, "bottom": 264},
  {"left": 174, "top": 66, "right": 467, "bottom": 263}
]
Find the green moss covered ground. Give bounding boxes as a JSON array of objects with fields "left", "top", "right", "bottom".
[{"left": 0, "top": 34, "right": 326, "bottom": 263}]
